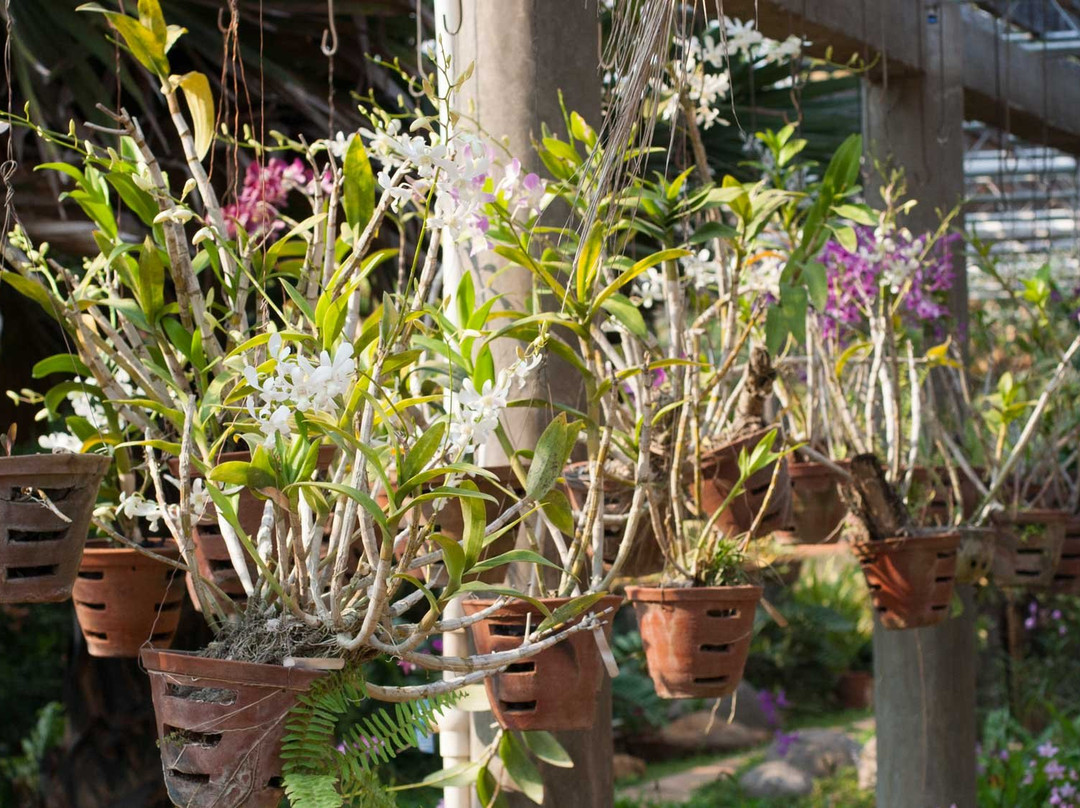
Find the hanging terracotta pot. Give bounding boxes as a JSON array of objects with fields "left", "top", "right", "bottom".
[
  {"left": 698, "top": 428, "right": 791, "bottom": 538},
  {"left": 563, "top": 461, "right": 664, "bottom": 577},
  {"left": 73, "top": 542, "right": 186, "bottom": 657},
  {"left": 954, "top": 526, "right": 998, "bottom": 585},
  {"left": 169, "top": 447, "right": 339, "bottom": 611},
  {"left": 991, "top": 510, "right": 1068, "bottom": 589},
  {"left": 624, "top": 585, "right": 762, "bottom": 699},
  {"left": 776, "top": 460, "right": 847, "bottom": 544},
  {"left": 0, "top": 453, "right": 111, "bottom": 603},
  {"left": 852, "top": 531, "right": 960, "bottom": 630},
  {"left": 836, "top": 670, "right": 874, "bottom": 710},
  {"left": 1052, "top": 516, "right": 1080, "bottom": 595},
  {"left": 141, "top": 648, "right": 324, "bottom": 808},
  {"left": 462, "top": 595, "right": 622, "bottom": 731}
]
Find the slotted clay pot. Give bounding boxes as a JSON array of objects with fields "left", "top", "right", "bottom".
[
  {"left": 776, "top": 461, "right": 847, "bottom": 544},
  {"left": 0, "top": 453, "right": 111, "bottom": 603},
  {"left": 563, "top": 461, "right": 664, "bottom": 576},
  {"left": 462, "top": 595, "right": 622, "bottom": 731},
  {"left": 141, "top": 648, "right": 324, "bottom": 808},
  {"left": 852, "top": 532, "right": 960, "bottom": 630},
  {"left": 991, "top": 510, "right": 1068, "bottom": 589},
  {"left": 73, "top": 542, "right": 186, "bottom": 657},
  {"left": 170, "top": 447, "right": 339, "bottom": 611},
  {"left": 1053, "top": 517, "right": 1080, "bottom": 595},
  {"left": 625, "top": 585, "right": 762, "bottom": 699},
  {"left": 907, "top": 466, "right": 983, "bottom": 527},
  {"left": 698, "top": 428, "right": 791, "bottom": 538},
  {"left": 955, "top": 526, "right": 998, "bottom": 584}
]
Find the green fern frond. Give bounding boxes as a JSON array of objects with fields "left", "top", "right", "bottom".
[{"left": 282, "top": 663, "right": 462, "bottom": 808}]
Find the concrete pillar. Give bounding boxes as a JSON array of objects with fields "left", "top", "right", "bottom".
[
  {"left": 448, "top": 4, "right": 613, "bottom": 808},
  {"left": 863, "top": 3, "right": 977, "bottom": 807}
]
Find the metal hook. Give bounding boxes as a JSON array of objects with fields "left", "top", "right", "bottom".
[
  {"left": 321, "top": 0, "right": 339, "bottom": 56},
  {"left": 443, "top": 0, "right": 463, "bottom": 36}
]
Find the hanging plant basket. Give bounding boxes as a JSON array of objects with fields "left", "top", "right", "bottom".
[
  {"left": 624, "top": 585, "right": 762, "bottom": 699},
  {"left": 73, "top": 542, "right": 186, "bottom": 657},
  {"left": 0, "top": 453, "right": 111, "bottom": 604},
  {"left": 141, "top": 649, "right": 323, "bottom": 808},
  {"left": 907, "top": 465, "right": 983, "bottom": 527},
  {"left": 955, "top": 526, "right": 998, "bottom": 585},
  {"left": 1052, "top": 516, "right": 1080, "bottom": 595},
  {"left": 462, "top": 595, "right": 621, "bottom": 731},
  {"left": 852, "top": 531, "right": 960, "bottom": 630},
  {"left": 698, "top": 428, "right": 791, "bottom": 538},
  {"left": 776, "top": 460, "right": 847, "bottom": 544},
  {"left": 170, "top": 448, "right": 338, "bottom": 611},
  {"left": 991, "top": 510, "right": 1069, "bottom": 589},
  {"left": 563, "top": 461, "right": 664, "bottom": 577}
]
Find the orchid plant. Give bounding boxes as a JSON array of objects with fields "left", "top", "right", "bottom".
[{"left": 0, "top": 0, "right": 616, "bottom": 701}]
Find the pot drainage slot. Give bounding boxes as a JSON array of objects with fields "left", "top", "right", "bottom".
[
  {"left": 6, "top": 564, "right": 58, "bottom": 579},
  {"left": 168, "top": 769, "right": 211, "bottom": 785},
  {"left": 165, "top": 726, "right": 222, "bottom": 748},
  {"left": 8, "top": 529, "right": 67, "bottom": 543},
  {"left": 490, "top": 623, "right": 527, "bottom": 637},
  {"left": 706, "top": 608, "right": 737, "bottom": 619},
  {"left": 150, "top": 632, "right": 175, "bottom": 642},
  {"left": 1017, "top": 548, "right": 1045, "bottom": 555},
  {"left": 7, "top": 486, "right": 74, "bottom": 503},
  {"left": 266, "top": 776, "right": 285, "bottom": 789},
  {"left": 208, "top": 558, "right": 236, "bottom": 572},
  {"left": 936, "top": 552, "right": 956, "bottom": 559},
  {"left": 748, "top": 481, "right": 772, "bottom": 497},
  {"left": 84, "top": 630, "right": 107, "bottom": 640},
  {"left": 77, "top": 570, "right": 104, "bottom": 580},
  {"left": 500, "top": 700, "right": 538, "bottom": 713},
  {"left": 934, "top": 576, "right": 954, "bottom": 583},
  {"left": 166, "top": 684, "right": 237, "bottom": 705},
  {"left": 1013, "top": 570, "right": 1040, "bottom": 577},
  {"left": 699, "top": 643, "right": 730, "bottom": 653},
  {"left": 931, "top": 604, "right": 948, "bottom": 611},
  {"left": 692, "top": 675, "right": 728, "bottom": 685},
  {"left": 505, "top": 662, "right": 535, "bottom": 673},
  {"left": 867, "top": 583, "right": 882, "bottom": 591},
  {"left": 156, "top": 600, "right": 182, "bottom": 611},
  {"left": 75, "top": 600, "right": 106, "bottom": 611}
]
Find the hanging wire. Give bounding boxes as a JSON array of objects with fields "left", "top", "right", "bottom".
[
  {"left": 325, "top": 0, "right": 336, "bottom": 135},
  {"left": 322, "top": 0, "right": 339, "bottom": 56}
]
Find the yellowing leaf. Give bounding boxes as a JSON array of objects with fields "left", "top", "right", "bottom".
[{"left": 177, "top": 72, "right": 215, "bottom": 160}]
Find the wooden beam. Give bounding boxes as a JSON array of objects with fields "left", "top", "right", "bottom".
[{"left": 717, "top": 0, "right": 1080, "bottom": 152}]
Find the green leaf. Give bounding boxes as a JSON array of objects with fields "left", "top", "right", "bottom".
[
  {"left": 402, "top": 422, "right": 446, "bottom": 484},
  {"left": 802, "top": 261, "right": 829, "bottom": 311},
  {"left": 534, "top": 591, "right": 609, "bottom": 635},
  {"left": 540, "top": 488, "right": 575, "bottom": 536},
  {"left": 575, "top": 223, "right": 604, "bottom": 302},
  {"left": 592, "top": 248, "right": 688, "bottom": 313},
  {"left": 460, "top": 480, "right": 486, "bottom": 570},
  {"left": 432, "top": 534, "right": 466, "bottom": 593},
  {"left": 522, "top": 731, "right": 573, "bottom": 768},
  {"left": 208, "top": 460, "right": 254, "bottom": 486},
  {"left": 32, "top": 354, "right": 90, "bottom": 379},
  {"left": 476, "top": 765, "right": 510, "bottom": 808},
  {"left": 343, "top": 135, "right": 375, "bottom": 235},
  {"left": 499, "top": 732, "right": 544, "bottom": 804},
  {"left": 468, "top": 550, "right": 563, "bottom": 575},
  {"left": 689, "top": 221, "right": 737, "bottom": 244},
  {"left": 832, "top": 203, "right": 876, "bottom": 225},
  {"left": 1, "top": 273, "right": 59, "bottom": 317},
  {"left": 600, "top": 293, "right": 647, "bottom": 340},
  {"left": 176, "top": 72, "right": 215, "bottom": 161},
  {"left": 137, "top": 236, "right": 165, "bottom": 321},
  {"left": 831, "top": 224, "right": 857, "bottom": 253},
  {"left": 765, "top": 284, "right": 808, "bottom": 355},
  {"left": 525, "top": 414, "right": 579, "bottom": 500}
]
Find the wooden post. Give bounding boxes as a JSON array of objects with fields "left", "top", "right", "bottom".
[
  {"left": 448, "top": 4, "right": 612, "bottom": 808},
  {"left": 862, "top": 3, "right": 977, "bottom": 807}
]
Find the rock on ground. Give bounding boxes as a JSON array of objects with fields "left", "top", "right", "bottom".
[
  {"left": 613, "top": 753, "right": 647, "bottom": 781},
  {"left": 857, "top": 736, "right": 877, "bottom": 790},
  {"left": 657, "top": 709, "right": 771, "bottom": 754},
  {"left": 766, "top": 728, "right": 862, "bottom": 778},
  {"left": 739, "top": 760, "right": 814, "bottom": 798}
]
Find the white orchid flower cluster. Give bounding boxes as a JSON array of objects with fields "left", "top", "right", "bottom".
[
  {"left": 115, "top": 476, "right": 210, "bottom": 532},
  {"left": 444, "top": 354, "right": 542, "bottom": 457},
  {"left": 242, "top": 333, "right": 357, "bottom": 448},
  {"left": 359, "top": 117, "right": 544, "bottom": 255},
  {"left": 652, "top": 17, "right": 806, "bottom": 130}
]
